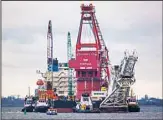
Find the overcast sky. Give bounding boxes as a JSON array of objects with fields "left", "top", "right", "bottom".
[{"left": 2, "top": 1, "right": 162, "bottom": 98}]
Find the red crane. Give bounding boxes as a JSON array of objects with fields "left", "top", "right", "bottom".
[{"left": 69, "top": 4, "right": 110, "bottom": 100}]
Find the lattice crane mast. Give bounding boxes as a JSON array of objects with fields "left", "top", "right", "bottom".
[
  {"left": 46, "top": 20, "right": 55, "bottom": 100},
  {"left": 47, "top": 20, "right": 53, "bottom": 73},
  {"left": 67, "top": 32, "right": 74, "bottom": 98}
]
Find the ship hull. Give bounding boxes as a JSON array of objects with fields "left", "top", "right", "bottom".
[
  {"left": 92, "top": 101, "right": 102, "bottom": 109},
  {"left": 22, "top": 106, "right": 34, "bottom": 112},
  {"left": 34, "top": 106, "right": 49, "bottom": 113},
  {"left": 52, "top": 100, "right": 76, "bottom": 113}
]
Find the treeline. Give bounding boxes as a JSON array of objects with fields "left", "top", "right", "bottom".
[
  {"left": 1, "top": 96, "right": 24, "bottom": 107},
  {"left": 138, "top": 97, "right": 163, "bottom": 106}
]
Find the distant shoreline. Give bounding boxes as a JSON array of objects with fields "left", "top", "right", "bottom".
[
  {"left": 139, "top": 105, "right": 163, "bottom": 107},
  {"left": 2, "top": 96, "right": 163, "bottom": 107}
]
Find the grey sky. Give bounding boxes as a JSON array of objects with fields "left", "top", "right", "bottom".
[{"left": 2, "top": 1, "right": 162, "bottom": 98}]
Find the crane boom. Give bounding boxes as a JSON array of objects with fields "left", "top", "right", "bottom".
[
  {"left": 67, "top": 32, "right": 74, "bottom": 98},
  {"left": 47, "top": 20, "right": 54, "bottom": 100},
  {"left": 47, "top": 20, "right": 53, "bottom": 68}
]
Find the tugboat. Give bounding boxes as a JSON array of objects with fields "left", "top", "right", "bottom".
[
  {"left": 75, "top": 93, "right": 93, "bottom": 113},
  {"left": 22, "top": 87, "right": 35, "bottom": 112},
  {"left": 34, "top": 99, "right": 49, "bottom": 113},
  {"left": 127, "top": 97, "right": 140, "bottom": 112},
  {"left": 34, "top": 79, "right": 50, "bottom": 112},
  {"left": 22, "top": 96, "right": 35, "bottom": 112},
  {"left": 127, "top": 89, "right": 140, "bottom": 112}
]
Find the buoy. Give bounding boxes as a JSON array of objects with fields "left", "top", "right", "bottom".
[{"left": 24, "top": 108, "right": 27, "bottom": 115}]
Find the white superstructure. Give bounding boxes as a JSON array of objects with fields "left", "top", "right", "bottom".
[{"left": 52, "top": 63, "right": 76, "bottom": 96}]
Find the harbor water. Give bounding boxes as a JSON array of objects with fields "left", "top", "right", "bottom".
[{"left": 1, "top": 106, "right": 163, "bottom": 119}]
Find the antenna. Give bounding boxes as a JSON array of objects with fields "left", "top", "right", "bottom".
[{"left": 28, "top": 86, "right": 30, "bottom": 96}]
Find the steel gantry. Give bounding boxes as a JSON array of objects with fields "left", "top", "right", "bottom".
[{"left": 100, "top": 50, "right": 138, "bottom": 110}]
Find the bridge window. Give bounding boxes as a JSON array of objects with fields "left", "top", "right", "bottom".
[
  {"left": 78, "top": 71, "right": 80, "bottom": 77},
  {"left": 83, "top": 97, "right": 89, "bottom": 101},
  {"left": 58, "top": 91, "right": 64, "bottom": 94},
  {"left": 82, "top": 71, "right": 86, "bottom": 77},
  {"left": 26, "top": 100, "right": 32, "bottom": 104},
  {"left": 88, "top": 71, "right": 93, "bottom": 77},
  {"left": 94, "top": 93, "right": 104, "bottom": 95}
]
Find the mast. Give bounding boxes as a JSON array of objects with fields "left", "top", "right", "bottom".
[
  {"left": 28, "top": 86, "right": 30, "bottom": 96},
  {"left": 47, "top": 20, "right": 54, "bottom": 90},
  {"left": 67, "top": 32, "right": 73, "bottom": 98},
  {"left": 47, "top": 20, "right": 54, "bottom": 107}
]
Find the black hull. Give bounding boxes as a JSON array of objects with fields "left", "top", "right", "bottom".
[
  {"left": 92, "top": 101, "right": 102, "bottom": 108},
  {"left": 52, "top": 100, "right": 76, "bottom": 108},
  {"left": 128, "top": 105, "right": 140, "bottom": 112},
  {"left": 22, "top": 106, "right": 34, "bottom": 112},
  {"left": 74, "top": 109, "right": 100, "bottom": 113},
  {"left": 34, "top": 106, "right": 49, "bottom": 113}
]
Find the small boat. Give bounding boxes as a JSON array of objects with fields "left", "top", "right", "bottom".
[
  {"left": 46, "top": 108, "right": 57, "bottom": 115},
  {"left": 22, "top": 97, "right": 35, "bottom": 112}
]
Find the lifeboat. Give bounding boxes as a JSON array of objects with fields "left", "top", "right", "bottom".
[{"left": 46, "top": 107, "right": 57, "bottom": 115}]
